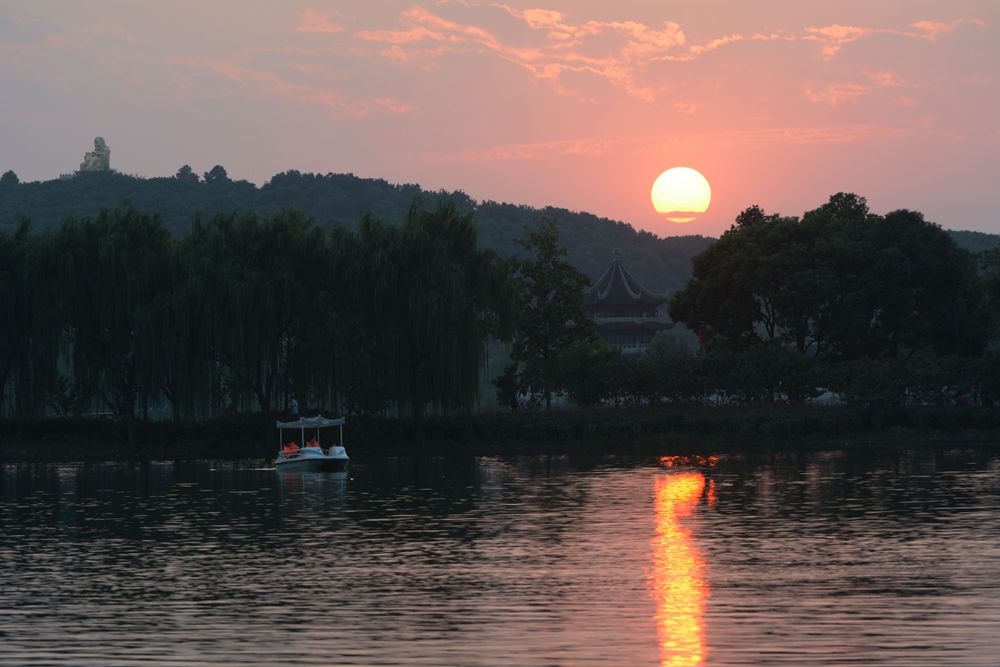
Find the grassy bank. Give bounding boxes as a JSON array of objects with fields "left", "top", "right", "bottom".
[{"left": 4, "top": 403, "right": 1000, "bottom": 463}]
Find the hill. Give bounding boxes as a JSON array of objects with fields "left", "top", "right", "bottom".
[
  {"left": 947, "top": 230, "right": 1000, "bottom": 254},
  {"left": 2, "top": 168, "right": 995, "bottom": 292},
  {"left": 0, "top": 169, "right": 712, "bottom": 293}
]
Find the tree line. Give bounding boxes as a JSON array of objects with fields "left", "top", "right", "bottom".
[
  {"left": 521, "top": 193, "right": 1000, "bottom": 414},
  {"left": 4, "top": 191, "right": 1000, "bottom": 451},
  {"left": 1, "top": 202, "right": 551, "bottom": 447},
  {"left": 0, "top": 168, "right": 713, "bottom": 295}
]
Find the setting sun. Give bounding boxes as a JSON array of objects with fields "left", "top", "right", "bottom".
[{"left": 651, "top": 167, "right": 712, "bottom": 223}]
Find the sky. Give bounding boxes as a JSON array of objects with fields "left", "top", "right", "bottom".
[{"left": 1, "top": 0, "right": 998, "bottom": 237}]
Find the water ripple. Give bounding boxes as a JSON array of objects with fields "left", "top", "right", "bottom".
[{"left": 1, "top": 448, "right": 999, "bottom": 665}]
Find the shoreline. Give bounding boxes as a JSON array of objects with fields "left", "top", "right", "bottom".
[{"left": 4, "top": 406, "right": 1000, "bottom": 464}]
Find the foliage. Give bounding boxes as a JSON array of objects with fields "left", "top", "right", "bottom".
[
  {"left": 977, "top": 248, "right": 1000, "bottom": 339},
  {"left": 557, "top": 338, "right": 621, "bottom": 407},
  {"left": 671, "top": 193, "right": 988, "bottom": 360},
  {"left": 643, "top": 330, "right": 700, "bottom": 402},
  {"left": 175, "top": 165, "right": 198, "bottom": 184},
  {"left": 492, "top": 363, "right": 521, "bottom": 411},
  {"left": 335, "top": 201, "right": 513, "bottom": 423},
  {"left": 4, "top": 186, "right": 1000, "bottom": 444},
  {"left": 0, "top": 169, "right": 712, "bottom": 295},
  {"left": 203, "top": 165, "right": 230, "bottom": 183},
  {"left": 54, "top": 207, "right": 172, "bottom": 448},
  {"left": 509, "top": 218, "right": 598, "bottom": 408},
  {"left": 6, "top": 225, "right": 64, "bottom": 416},
  {"left": 669, "top": 206, "right": 812, "bottom": 351},
  {"left": 0, "top": 202, "right": 514, "bottom": 442}
]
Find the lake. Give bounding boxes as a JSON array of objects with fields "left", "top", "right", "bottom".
[{"left": 2, "top": 447, "right": 999, "bottom": 666}]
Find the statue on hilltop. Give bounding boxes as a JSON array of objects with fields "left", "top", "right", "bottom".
[{"left": 79, "top": 137, "right": 111, "bottom": 172}]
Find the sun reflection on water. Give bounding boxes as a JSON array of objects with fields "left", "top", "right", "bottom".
[{"left": 651, "top": 472, "right": 708, "bottom": 667}]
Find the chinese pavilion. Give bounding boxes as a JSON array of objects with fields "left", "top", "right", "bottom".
[{"left": 583, "top": 250, "right": 672, "bottom": 356}]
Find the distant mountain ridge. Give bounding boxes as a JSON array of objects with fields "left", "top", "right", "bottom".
[
  {"left": 1, "top": 169, "right": 996, "bottom": 293},
  {"left": 0, "top": 169, "right": 713, "bottom": 293}
]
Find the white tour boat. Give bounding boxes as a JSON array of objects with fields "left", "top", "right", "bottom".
[{"left": 274, "top": 415, "right": 350, "bottom": 472}]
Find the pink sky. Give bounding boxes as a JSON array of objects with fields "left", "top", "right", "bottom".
[{"left": 1, "top": 1, "right": 997, "bottom": 236}]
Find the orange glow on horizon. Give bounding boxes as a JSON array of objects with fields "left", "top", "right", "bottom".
[
  {"left": 651, "top": 167, "right": 712, "bottom": 224},
  {"left": 651, "top": 472, "right": 709, "bottom": 667}
]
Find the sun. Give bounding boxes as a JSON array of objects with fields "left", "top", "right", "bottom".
[{"left": 651, "top": 167, "right": 712, "bottom": 223}]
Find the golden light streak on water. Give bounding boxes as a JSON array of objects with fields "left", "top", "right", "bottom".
[
  {"left": 651, "top": 472, "right": 708, "bottom": 667},
  {"left": 658, "top": 455, "right": 719, "bottom": 468}
]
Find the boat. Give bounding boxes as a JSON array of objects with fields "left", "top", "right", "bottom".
[{"left": 274, "top": 415, "right": 350, "bottom": 472}]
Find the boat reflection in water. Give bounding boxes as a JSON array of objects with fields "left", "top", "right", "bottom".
[{"left": 651, "top": 470, "right": 709, "bottom": 667}]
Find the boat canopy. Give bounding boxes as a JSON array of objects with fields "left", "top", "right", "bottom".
[{"left": 276, "top": 415, "right": 346, "bottom": 429}]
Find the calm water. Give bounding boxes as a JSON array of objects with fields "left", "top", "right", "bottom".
[{"left": 2, "top": 447, "right": 999, "bottom": 666}]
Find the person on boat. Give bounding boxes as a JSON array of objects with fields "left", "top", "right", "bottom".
[
  {"left": 283, "top": 441, "right": 300, "bottom": 456},
  {"left": 306, "top": 438, "right": 319, "bottom": 448}
]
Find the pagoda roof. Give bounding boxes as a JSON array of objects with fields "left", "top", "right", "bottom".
[{"left": 584, "top": 255, "right": 668, "bottom": 307}]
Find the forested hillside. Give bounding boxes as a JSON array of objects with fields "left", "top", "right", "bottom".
[
  {"left": 0, "top": 168, "right": 711, "bottom": 293},
  {"left": 3, "top": 168, "right": 996, "bottom": 293}
]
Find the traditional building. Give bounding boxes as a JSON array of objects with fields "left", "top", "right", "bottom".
[{"left": 583, "top": 250, "right": 672, "bottom": 356}]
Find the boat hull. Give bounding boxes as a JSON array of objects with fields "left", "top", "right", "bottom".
[
  {"left": 275, "top": 457, "right": 349, "bottom": 472},
  {"left": 274, "top": 446, "right": 349, "bottom": 472}
]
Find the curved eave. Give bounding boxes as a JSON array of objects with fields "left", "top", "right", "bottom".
[{"left": 584, "top": 259, "right": 668, "bottom": 307}]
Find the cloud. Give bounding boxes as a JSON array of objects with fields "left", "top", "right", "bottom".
[
  {"left": 355, "top": 3, "right": 685, "bottom": 100},
  {"left": 804, "top": 18, "right": 985, "bottom": 59},
  {"left": 866, "top": 71, "right": 906, "bottom": 87},
  {"left": 910, "top": 19, "right": 986, "bottom": 42},
  {"left": 168, "top": 56, "right": 412, "bottom": 118},
  {"left": 354, "top": 3, "right": 986, "bottom": 102},
  {"left": 804, "top": 83, "right": 869, "bottom": 106},
  {"left": 803, "top": 24, "right": 873, "bottom": 58},
  {"left": 297, "top": 10, "right": 344, "bottom": 34},
  {"left": 424, "top": 136, "right": 617, "bottom": 164},
  {"left": 356, "top": 25, "right": 445, "bottom": 45},
  {"left": 673, "top": 101, "right": 698, "bottom": 115},
  {"left": 421, "top": 123, "right": 935, "bottom": 164}
]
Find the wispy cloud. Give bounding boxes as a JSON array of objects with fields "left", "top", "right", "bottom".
[
  {"left": 421, "top": 123, "right": 945, "bottom": 164},
  {"left": 803, "top": 18, "right": 985, "bottom": 59},
  {"left": 804, "top": 83, "right": 869, "bottom": 107},
  {"left": 352, "top": 3, "right": 986, "bottom": 102},
  {"left": 865, "top": 71, "right": 906, "bottom": 87},
  {"left": 355, "top": 3, "right": 688, "bottom": 100},
  {"left": 802, "top": 24, "right": 873, "bottom": 59},
  {"left": 296, "top": 10, "right": 344, "bottom": 34},
  {"left": 424, "top": 136, "right": 616, "bottom": 164},
  {"left": 911, "top": 19, "right": 986, "bottom": 42},
  {"left": 168, "top": 55, "right": 412, "bottom": 118}
]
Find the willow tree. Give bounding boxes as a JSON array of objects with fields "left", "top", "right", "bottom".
[
  {"left": 55, "top": 207, "right": 171, "bottom": 450},
  {"left": 333, "top": 200, "right": 512, "bottom": 422},
  {"left": 145, "top": 235, "right": 216, "bottom": 421},
  {"left": 395, "top": 200, "right": 512, "bottom": 422},
  {"left": 0, "top": 222, "right": 59, "bottom": 415},
  {"left": 0, "top": 222, "right": 27, "bottom": 414},
  {"left": 190, "top": 209, "right": 326, "bottom": 425},
  {"left": 332, "top": 213, "right": 401, "bottom": 414}
]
